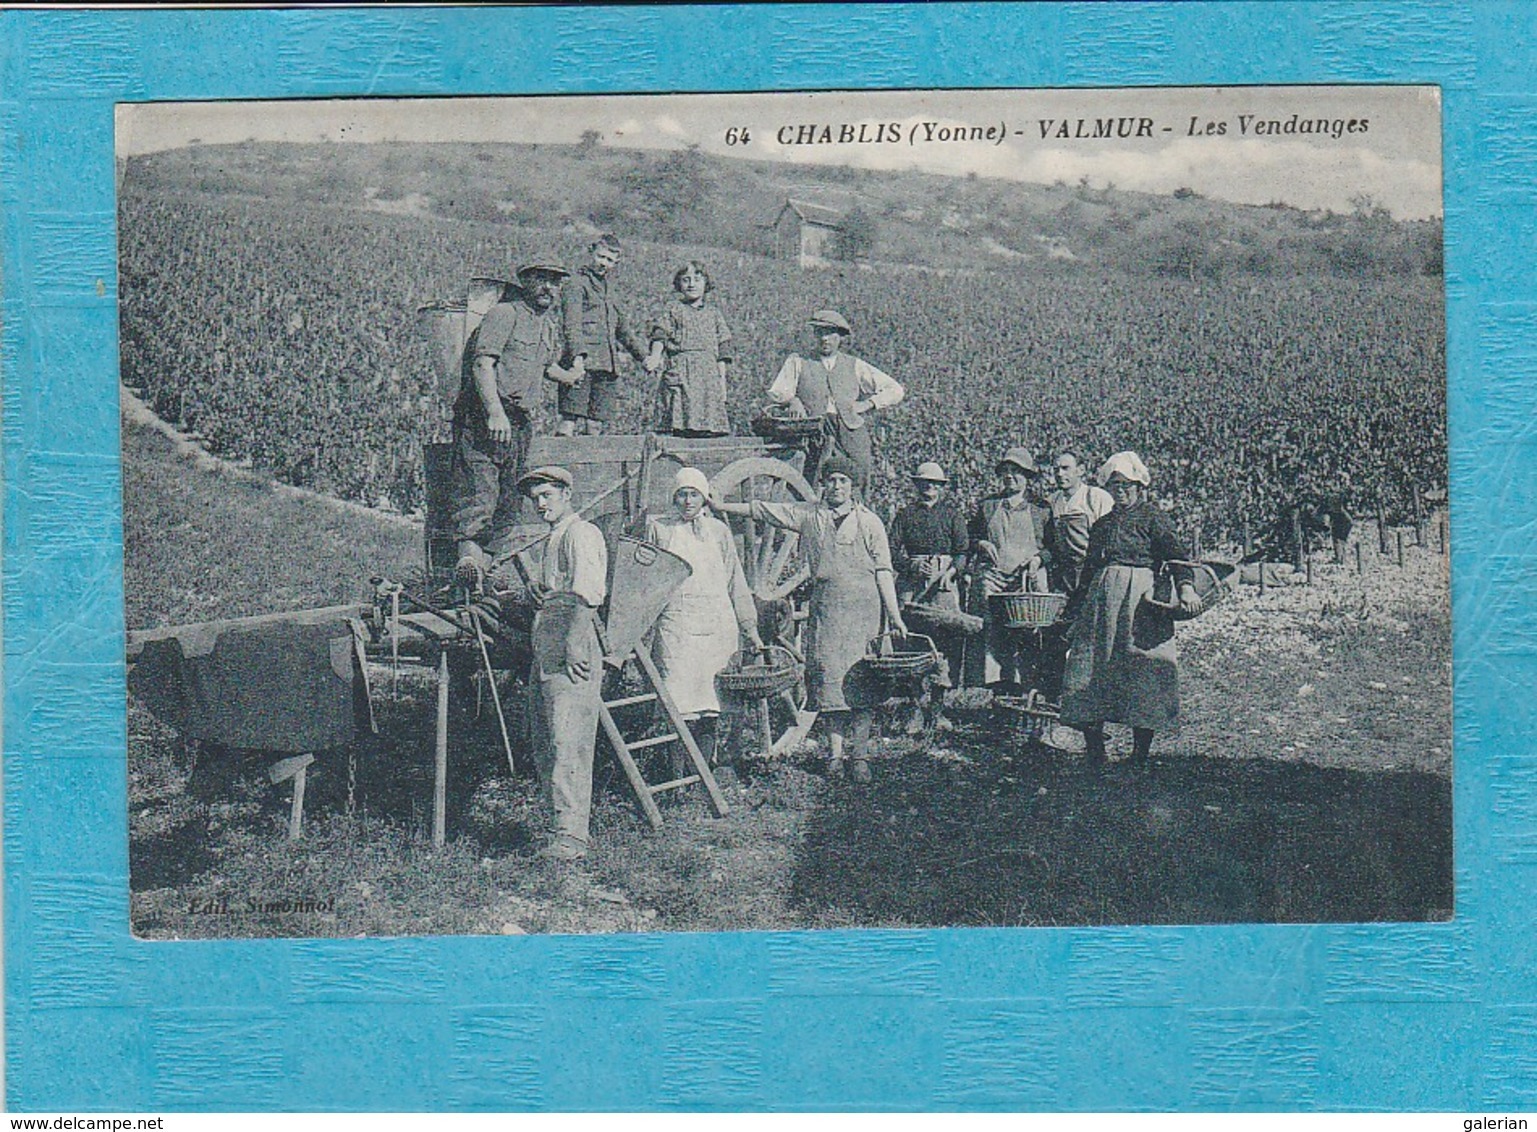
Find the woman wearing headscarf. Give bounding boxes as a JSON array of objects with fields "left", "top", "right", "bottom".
[
  {"left": 645, "top": 467, "right": 763, "bottom": 766},
  {"left": 712, "top": 455, "right": 907, "bottom": 784},
  {"left": 1059, "top": 451, "right": 1201, "bottom": 762}
]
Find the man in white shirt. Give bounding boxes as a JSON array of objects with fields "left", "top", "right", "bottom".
[
  {"left": 1039, "top": 451, "right": 1115, "bottom": 742},
  {"left": 519, "top": 465, "right": 608, "bottom": 860},
  {"left": 1047, "top": 451, "right": 1115, "bottom": 595},
  {"left": 764, "top": 309, "right": 903, "bottom": 491}
]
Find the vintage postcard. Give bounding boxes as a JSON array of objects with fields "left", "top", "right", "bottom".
[{"left": 118, "top": 86, "right": 1449, "bottom": 940}]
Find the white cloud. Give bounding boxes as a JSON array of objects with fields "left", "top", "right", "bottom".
[
  {"left": 1005, "top": 137, "right": 1440, "bottom": 217},
  {"left": 653, "top": 115, "right": 687, "bottom": 139}
]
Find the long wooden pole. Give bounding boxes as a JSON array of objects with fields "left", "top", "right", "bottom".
[
  {"left": 434, "top": 645, "right": 450, "bottom": 847},
  {"left": 289, "top": 767, "right": 307, "bottom": 841},
  {"left": 488, "top": 475, "right": 629, "bottom": 572},
  {"left": 468, "top": 605, "right": 517, "bottom": 779}
]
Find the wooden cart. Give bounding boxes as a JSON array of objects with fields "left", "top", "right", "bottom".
[{"left": 418, "top": 289, "right": 824, "bottom": 766}]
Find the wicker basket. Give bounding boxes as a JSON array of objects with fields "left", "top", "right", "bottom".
[
  {"left": 903, "top": 601, "right": 984, "bottom": 636},
  {"left": 864, "top": 632, "right": 940, "bottom": 677},
  {"left": 1145, "top": 560, "right": 1237, "bottom": 621},
  {"left": 750, "top": 408, "right": 828, "bottom": 442},
  {"left": 990, "top": 591, "right": 1069, "bottom": 629},
  {"left": 717, "top": 645, "right": 799, "bottom": 700}
]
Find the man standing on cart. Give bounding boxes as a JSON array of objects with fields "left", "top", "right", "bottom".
[
  {"left": 764, "top": 309, "right": 904, "bottom": 491},
  {"left": 451, "top": 263, "right": 569, "bottom": 577},
  {"left": 557, "top": 234, "right": 656, "bottom": 437}
]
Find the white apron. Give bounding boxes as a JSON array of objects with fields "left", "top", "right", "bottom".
[{"left": 650, "top": 518, "right": 740, "bottom": 717}]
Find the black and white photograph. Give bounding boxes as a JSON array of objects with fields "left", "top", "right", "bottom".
[{"left": 119, "top": 86, "right": 1449, "bottom": 939}]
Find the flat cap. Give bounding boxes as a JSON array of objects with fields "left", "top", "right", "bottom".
[
  {"left": 517, "top": 465, "right": 575, "bottom": 495},
  {"left": 516, "top": 263, "right": 570, "bottom": 283},
  {"left": 995, "top": 447, "right": 1041, "bottom": 475},
  {"left": 808, "top": 309, "right": 853, "bottom": 334},
  {"left": 911, "top": 461, "right": 948, "bottom": 483}
]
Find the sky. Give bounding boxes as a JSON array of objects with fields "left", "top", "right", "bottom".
[{"left": 117, "top": 86, "right": 1443, "bottom": 219}]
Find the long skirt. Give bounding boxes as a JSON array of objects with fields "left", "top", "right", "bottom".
[{"left": 1059, "top": 565, "right": 1178, "bottom": 731}]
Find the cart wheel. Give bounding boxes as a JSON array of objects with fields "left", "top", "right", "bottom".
[
  {"left": 711, "top": 457, "right": 816, "bottom": 603},
  {"left": 712, "top": 457, "right": 819, "bottom": 759}
]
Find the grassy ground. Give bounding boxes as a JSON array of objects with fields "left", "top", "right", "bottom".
[
  {"left": 123, "top": 417, "right": 421, "bottom": 628},
  {"left": 126, "top": 415, "right": 1452, "bottom": 937}
]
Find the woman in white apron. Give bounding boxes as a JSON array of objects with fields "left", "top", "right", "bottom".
[{"left": 645, "top": 467, "right": 763, "bottom": 767}]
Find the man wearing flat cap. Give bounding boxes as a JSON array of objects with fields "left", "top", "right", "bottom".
[
  {"left": 518, "top": 464, "right": 608, "bottom": 860},
  {"left": 451, "top": 264, "right": 570, "bottom": 575},
  {"left": 965, "top": 447, "right": 1052, "bottom": 690},
  {"left": 764, "top": 308, "right": 904, "bottom": 490}
]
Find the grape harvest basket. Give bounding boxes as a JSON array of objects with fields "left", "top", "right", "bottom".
[
  {"left": 991, "top": 591, "right": 1069, "bottom": 629},
  {"left": 750, "top": 406, "right": 828, "bottom": 442},
  {"left": 864, "top": 631, "right": 941, "bottom": 677},
  {"left": 717, "top": 644, "right": 800, "bottom": 701},
  {"left": 1143, "top": 559, "right": 1238, "bottom": 621}
]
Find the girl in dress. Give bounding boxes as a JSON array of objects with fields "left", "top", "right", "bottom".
[{"left": 648, "top": 262, "right": 734, "bottom": 437}]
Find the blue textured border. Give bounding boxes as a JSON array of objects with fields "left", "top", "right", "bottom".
[{"left": 1, "top": 3, "right": 1522, "bottom": 1111}]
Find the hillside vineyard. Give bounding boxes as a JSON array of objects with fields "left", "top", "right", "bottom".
[{"left": 117, "top": 193, "right": 1446, "bottom": 540}]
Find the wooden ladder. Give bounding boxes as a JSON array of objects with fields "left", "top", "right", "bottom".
[{"left": 599, "top": 647, "right": 730, "bottom": 829}]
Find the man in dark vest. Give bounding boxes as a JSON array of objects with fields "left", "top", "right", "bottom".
[{"left": 764, "top": 308, "right": 904, "bottom": 490}]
